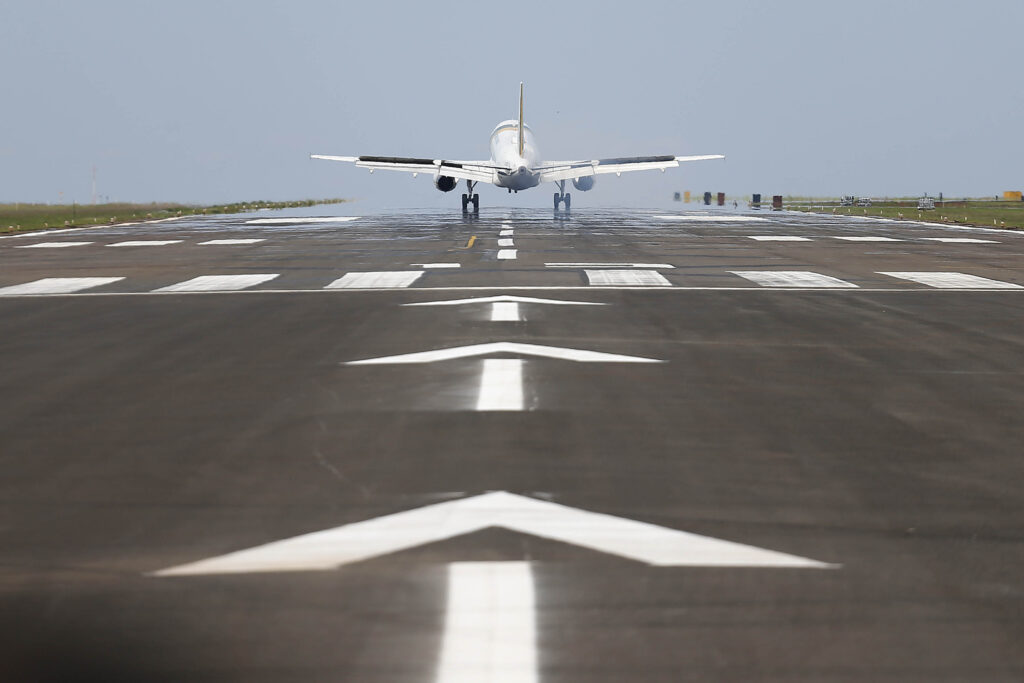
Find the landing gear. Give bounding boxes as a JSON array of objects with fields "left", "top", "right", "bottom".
[
  {"left": 553, "top": 180, "right": 571, "bottom": 211},
  {"left": 462, "top": 181, "right": 479, "bottom": 213}
]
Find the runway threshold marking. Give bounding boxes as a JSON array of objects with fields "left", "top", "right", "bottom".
[
  {"left": 477, "top": 358, "right": 524, "bottom": 410},
  {"left": 730, "top": 271, "right": 858, "bottom": 288},
  {"left": 108, "top": 240, "right": 183, "bottom": 247},
  {"left": 585, "top": 269, "right": 671, "bottom": 286},
  {"left": 154, "top": 274, "right": 279, "bottom": 292},
  {"left": 438, "top": 562, "right": 536, "bottom": 683},
  {"left": 878, "top": 272, "right": 1023, "bottom": 289},
  {"left": 346, "top": 342, "right": 662, "bottom": 365},
  {"left": 0, "top": 277, "right": 124, "bottom": 296},
  {"left": 490, "top": 302, "right": 521, "bottom": 321},
  {"left": 198, "top": 239, "right": 267, "bottom": 245},
  {"left": 497, "top": 249, "right": 517, "bottom": 260},
  {"left": 325, "top": 271, "right": 424, "bottom": 289},
  {"left": 150, "top": 491, "right": 835, "bottom": 576},
  {"left": 498, "top": 238, "right": 515, "bottom": 247},
  {"left": 15, "top": 241, "right": 93, "bottom": 249},
  {"left": 499, "top": 229, "right": 514, "bottom": 236}
]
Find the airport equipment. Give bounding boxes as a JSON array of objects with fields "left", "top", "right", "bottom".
[
  {"left": 856, "top": 197, "right": 873, "bottom": 207},
  {"left": 703, "top": 192, "right": 712, "bottom": 205},
  {"left": 772, "top": 195, "right": 783, "bottom": 210},
  {"left": 752, "top": 193, "right": 762, "bottom": 209},
  {"left": 673, "top": 192, "right": 681, "bottom": 201},
  {"left": 684, "top": 191, "right": 691, "bottom": 203},
  {"left": 917, "top": 197, "right": 935, "bottom": 210},
  {"left": 717, "top": 192, "right": 725, "bottom": 206},
  {"left": 840, "top": 196, "right": 855, "bottom": 206},
  {"left": 1004, "top": 191, "right": 1023, "bottom": 201}
]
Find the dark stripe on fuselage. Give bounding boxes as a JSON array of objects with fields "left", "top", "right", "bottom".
[{"left": 597, "top": 155, "right": 675, "bottom": 165}]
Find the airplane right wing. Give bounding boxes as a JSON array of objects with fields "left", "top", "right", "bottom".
[
  {"left": 311, "top": 155, "right": 499, "bottom": 184},
  {"left": 537, "top": 155, "right": 724, "bottom": 184}
]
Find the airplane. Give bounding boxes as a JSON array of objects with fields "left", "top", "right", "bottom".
[{"left": 311, "top": 83, "right": 723, "bottom": 212}]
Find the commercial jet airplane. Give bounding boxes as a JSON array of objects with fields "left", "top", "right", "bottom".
[{"left": 311, "top": 84, "right": 723, "bottom": 212}]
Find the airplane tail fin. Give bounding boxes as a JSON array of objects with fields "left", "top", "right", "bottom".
[{"left": 518, "top": 82, "right": 524, "bottom": 157}]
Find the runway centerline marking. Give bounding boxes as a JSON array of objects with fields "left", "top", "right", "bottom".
[
  {"left": 15, "top": 241, "right": 93, "bottom": 249},
  {"left": 657, "top": 214, "right": 769, "bottom": 222},
  {"left": 730, "top": 271, "right": 858, "bottom": 288},
  {"left": 497, "top": 249, "right": 517, "bottom": 260},
  {"left": 0, "top": 277, "right": 124, "bottom": 296},
  {"left": 150, "top": 491, "right": 835, "bottom": 576},
  {"left": 108, "top": 240, "right": 183, "bottom": 247},
  {"left": 548, "top": 262, "right": 675, "bottom": 269},
  {"left": 325, "top": 271, "right": 424, "bottom": 289},
  {"left": 921, "top": 237, "right": 999, "bottom": 244},
  {"left": 244, "top": 216, "right": 360, "bottom": 225},
  {"left": 437, "top": 562, "right": 536, "bottom": 683},
  {"left": 490, "top": 301, "right": 521, "bottom": 321},
  {"left": 878, "top": 272, "right": 1023, "bottom": 289},
  {"left": 198, "top": 238, "right": 266, "bottom": 245},
  {"left": 413, "top": 263, "right": 461, "bottom": 269},
  {"left": 830, "top": 236, "right": 902, "bottom": 242},
  {"left": 585, "top": 269, "right": 671, "bottom": 286},
  {"left": 155, "top": 274, "right": 279, "bottom": 292},
  {"left": 476, "top": 359, "right": 524, "bottom": 410},
  {"left": 747, "top": 236, "right": 812, "bottom": 242},
  {"left": 405, "top": 295, "right": 606, "bottom": 307}
]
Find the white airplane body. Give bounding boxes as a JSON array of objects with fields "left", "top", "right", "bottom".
[{"left": 312, "top": 84, "right": 723, "bottom": 211}]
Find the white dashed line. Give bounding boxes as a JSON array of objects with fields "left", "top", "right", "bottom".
[
  {"left": 497, "top": 249, "right": 518, "bottom": 260},
  {"left": 198, "top": 239, "right": 267, "bottom": 245},
  {"left": 412, "top": 263, "right": 461, "bottom": 269},
  {"left": 547, "top": 263, "right": 674, "bottom": 269},
  {"left": 657, "top": 215, "right": 769, "bottom": 222},
  {"left": 585, "top": 269, "right": 671, "bottom": 286},
  {"left": 325, "top": 271, "right": 424, "bottom": 289},
  {"left": 0, "top": 277, "right": 124, "bottom": 296},
  {"left": 830, "top": 236, "right": 902, "bottom": 242},
  {"left": 476, "top": 359, "right": 525, "bottom": 411},
  {"left": 155, "top": 274, "right": 279, "bottom": 292},
  {"left": 244, "top": 216, "right": 360, "bottom": 224},
  {"left": 747, "top": 236, "right": 812, "bottom": 242},
  {"left": 16, "top": 242, "right": 93, "bottom": 249},
  {"left": 729, "top": 271, "right": 858, "bottom": 288},
  {"left": 108, "top": 240, "right": 183, "bottom": 247},
  {"left": 878, "top": 272, "right": 1022, "bottom": 289},
  {"left": 921, "top": 238, "right": 998, "bottom": 244}
]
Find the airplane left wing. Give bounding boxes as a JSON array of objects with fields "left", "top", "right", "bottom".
[
  {"left": 537, "top": 154, "right": 724, "bottom": 183},
  {"left": 311, "top": 155, "right": 499, "bottom": 184}
]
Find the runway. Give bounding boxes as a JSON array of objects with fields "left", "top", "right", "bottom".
[{"left": 2, "top": 207, "right": 1024, "bottom": 681}]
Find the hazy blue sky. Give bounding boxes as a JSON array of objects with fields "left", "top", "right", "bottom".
[{"left": 2, "top": 0, "right": 1021, "bottom": 207}]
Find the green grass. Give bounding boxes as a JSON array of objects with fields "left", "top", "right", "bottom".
[
  {"left": 0, "top": 198, "right": 348, "bottom": 235},
  {"left": 788, "top": 199, "right": 1024, "bottom": 231}
]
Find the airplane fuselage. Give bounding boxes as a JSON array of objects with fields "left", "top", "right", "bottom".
[{"left": 489, "top": 119, "right": 541, "bottom": 191}]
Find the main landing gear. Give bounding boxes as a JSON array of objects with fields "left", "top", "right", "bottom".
[
  {"left": 461, "top": 180, "right": 479, "bottom": 213},
  {"left": 553, "top": 180, "right": 571, "bottom": 211}
]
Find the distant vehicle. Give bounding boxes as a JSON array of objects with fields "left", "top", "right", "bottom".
[
  {"left": 840, "top": 196, "right": 855, "bottom": 206},
  {"left": 312, "top": 83, "right": 724, "bottom": 212},
  {"left": 917, "top": 197, "right": 935, "bottom": 210},
  {"left": 856, "top": 197, "right": 873, "bottom": 207}
]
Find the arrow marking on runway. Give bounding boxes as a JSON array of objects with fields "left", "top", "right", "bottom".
[
  {"left": 345, "top": 342, "right": 662, "bottom": 365},
  {"left": 404, "top": 295, "right": 606, "bottom": 307},
  {"left": 151, "top": 491, "right": 837, "bottom": 576}
]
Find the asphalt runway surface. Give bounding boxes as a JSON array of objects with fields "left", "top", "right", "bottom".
[{"left": 2, "top": 207, "right": 1023, "bottom": 681}]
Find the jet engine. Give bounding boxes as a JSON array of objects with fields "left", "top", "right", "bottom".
[
  {"left": 572, "top": 176, "right": 595, "bottom": 192},
  {"left": 434, "top": 175, "right": 458, "bottom": 192}
]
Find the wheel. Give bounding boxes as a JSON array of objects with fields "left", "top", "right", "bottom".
[
  {"left": 461, "top": 194, "right": 469, "bottom": 211},
  {"left": 553, "top": 192, "right": 561, "bottom": 209},
  {"left": 471, "top": 194, "right": 479, "bottom": 211},
  {"left": 563, "top": 193, "right": 571, "bottom": 210}
]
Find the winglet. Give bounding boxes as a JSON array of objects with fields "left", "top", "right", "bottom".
[{"left": 518, "top": 82, "right": 525, "bottom": 157}]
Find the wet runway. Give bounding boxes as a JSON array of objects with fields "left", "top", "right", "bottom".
[{"left": 2, "top": 208, "right": 1024, "bottom": 681}]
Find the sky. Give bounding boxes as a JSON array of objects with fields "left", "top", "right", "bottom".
[{"left": 2, "top": 0, "right": 1022, "bottom": 208}]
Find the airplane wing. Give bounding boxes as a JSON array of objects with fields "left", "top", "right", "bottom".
[
  {"left": 537, "top": 155, "right": 724, "bottom": 184},
  {"left": 311, "top": 155, "right": 499, "bottom": 184}
]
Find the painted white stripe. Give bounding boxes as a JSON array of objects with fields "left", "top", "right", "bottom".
[
  {"left": 499, "top": 229, "right": 514, "bottom": 236},
  {"left": 547, "top": 262, "right": 675, "bottom": 269},
  {"left": 879, "top": 272, "right": 1023, "bottom": 289},
  {"left": 406, "top": 295, "right": 605, "bottom": 307},
  {"left": 155, "top": 274, "right": 279, "bottom": 292},
  {"left": 657, "top": 214, "right": 769, "bottom": 222},
  {"left": 325, "top": 271, "right": 424, "bottom": 289},
  {"left": 244, "top": 216, "right": 360, "bottom": 224},
  {"left": 730, "top": 271, "right": 858, "bottom": 288},
  {"left": 497, "top": 249, "right": 517, "bottom": 260},
  {"left": 436, "top": 562, "right": 536, "bottom": 683},
  {"left": 498, "top": 238, "right": 515, "bottom": 247},
  {"left": 830, "top": 236, "right": 902, "bottom": 242},
  {"left": 476, "top": 359, "right": 524, "bottom": 411},
  {"left": 0, "top": 277, "right": 124, "bottom": 296},
  {"left": 747, "top": 236, "right": 811, "bottom": 242},
  {"left": 585, "top": 269, "right": 671, "bottom": 286},
  {"left": 16, "top": 241, "right": 93, "bottom": 249},
  {"left": 490, "top": 302, "right": 521, "bottom": 321},
  {"left": 921, "top": 237, "right": 998, "bottom": 244},
  {"left": 413, "top": 263, "right": 461, "bottom": 269},
  {"left": 108, "top": 240, "right": 182, "bottom": 247},
  {"left": 347, "top": 342, "right": 663, "bottom": 365},
  {"left": 198, "top": 238, "right": 266, "bottom": 245}
]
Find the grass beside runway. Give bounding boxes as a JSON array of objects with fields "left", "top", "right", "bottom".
[
  {"left": 0, "top": 198, "right": 349, "bottom": 235},
  {"left": 788, "top": 199, "right": 1024, "bottom": 231}
]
